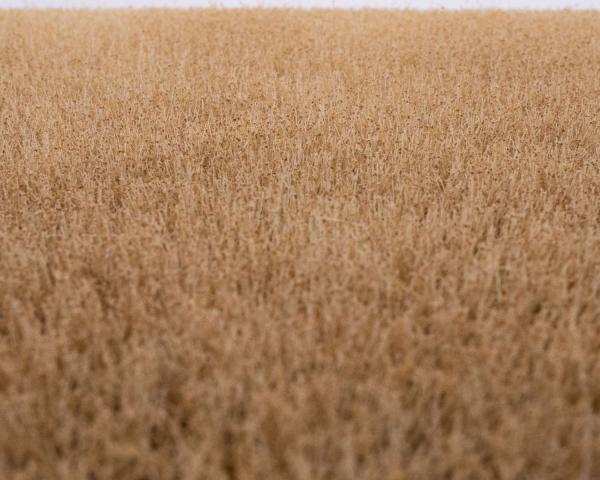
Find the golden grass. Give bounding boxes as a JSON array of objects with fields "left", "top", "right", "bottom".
[{"left": 1, "top": 9, "right": 600, "bottom": 479}]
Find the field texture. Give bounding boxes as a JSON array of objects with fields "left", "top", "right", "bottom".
[{"left": 1, "top": 9, "right": 600, "bottom": 480}]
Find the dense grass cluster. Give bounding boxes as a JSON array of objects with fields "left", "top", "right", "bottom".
[{"left": 1, "top": 9, "right": 600, "bottom": 479}]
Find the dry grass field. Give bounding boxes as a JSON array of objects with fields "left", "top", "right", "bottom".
[{"left": 1, "top": 9, "right": 600, "bottom": 480}]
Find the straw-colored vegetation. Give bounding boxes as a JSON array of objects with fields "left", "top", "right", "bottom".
[{"left": 1, "top": 9, "right": 600, "bottom": 480}]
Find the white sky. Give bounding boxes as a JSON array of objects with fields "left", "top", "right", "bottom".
[{"left": 1, "top": 0, "right": 599, "bottom": 8}]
